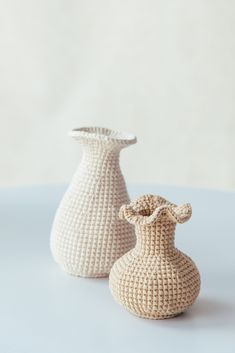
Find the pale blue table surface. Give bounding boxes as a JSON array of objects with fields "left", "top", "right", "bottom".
[{"left": 0, "top": 184, "right": 235, "bottom": 353}]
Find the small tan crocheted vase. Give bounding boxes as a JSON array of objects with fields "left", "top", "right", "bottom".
[
  {"left": 50, "top": 127, "right": 136, "bottom": 278},
  {"left": 109, "top": 195, "right": 200, "bottom": 319}
]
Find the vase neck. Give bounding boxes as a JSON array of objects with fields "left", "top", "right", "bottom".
[
  {"left": 77, "top": 142, "right": 122, "bottom": 178},
  {"left": 135, "top": 220, "right": 176, "bottom": 256},
  {"left": 82, "top": 142, "right": 120, "bottom": 162}
]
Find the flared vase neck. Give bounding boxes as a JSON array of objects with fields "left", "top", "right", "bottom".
[
  {"left": 135, "top": 219, "right": 176, "bottom": 256},
  {"left": 70, "top": 127, "right": 136, "bottom": 152},
  {"left": 72, "top": 140, "right": 124, "bottom": 182},
  {"left": 70, "top": 127, "right": 136, "bottom": 168},
  {"left": 81, "top": 141, "right": 121, "bottom": 164}
]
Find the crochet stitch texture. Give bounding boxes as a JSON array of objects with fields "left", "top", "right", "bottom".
[
  {"left": 109, "top": 194, "right": 200, "bottom": 319},
  {"left": 51, "top": 127, "right": 137, "bottom": 277}
]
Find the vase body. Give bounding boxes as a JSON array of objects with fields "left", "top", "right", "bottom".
[
  {"left": 109, "top": 195, "right": 200, "bottom": 319},
  {"left": 51, "top": 127, "right": 136, "bottom": 277}
]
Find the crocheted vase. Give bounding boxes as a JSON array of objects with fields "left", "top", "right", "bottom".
[
  {"left": 109, "top": 195, "right": 200, "bottom": 319},
  {"left": 50, "top": 127, "right": 137, "bottom": 278}
]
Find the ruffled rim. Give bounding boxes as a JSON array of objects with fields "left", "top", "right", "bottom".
[
  {"left": 119, "top": 194, "right": 192, "bottom": 225},
  {"left": 69, "top": 127, "right": 137, "bottom": 146}
]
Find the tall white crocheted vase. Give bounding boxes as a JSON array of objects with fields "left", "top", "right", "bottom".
[
  {"left": 50, "top": 127, "right": 137, "bottom": 278},
  {"left": 109, "top": 195, "right": 201, "bottom": 319}
]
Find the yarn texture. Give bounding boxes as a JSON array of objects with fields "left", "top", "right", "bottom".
[
  {"left": 109, "top": 194, "right": 200, "bottom": 319},
  {"left": 50, "top": 127, "right": 137, "bottom": 277}
]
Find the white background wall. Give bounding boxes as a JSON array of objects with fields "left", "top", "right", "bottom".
[{"left": 1, "top": 0, "right": 235, "bottom": 190}]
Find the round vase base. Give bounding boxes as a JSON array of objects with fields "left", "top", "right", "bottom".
[
  {"left": 126, "top": 308, "right": 184, "bottom": 320},
  {"left": 60, "top": 265, "right": 109, "bottom": 278}
]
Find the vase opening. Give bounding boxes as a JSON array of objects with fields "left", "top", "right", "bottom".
[
  {"left": 69, "top": 127, "right": 136, "bottom": 146},
  {"left": 119, "top": 195, "right": 192, "bottom": 225},
  {"left": 137, "top": 196, "right": 172, "bottom": 217}
]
